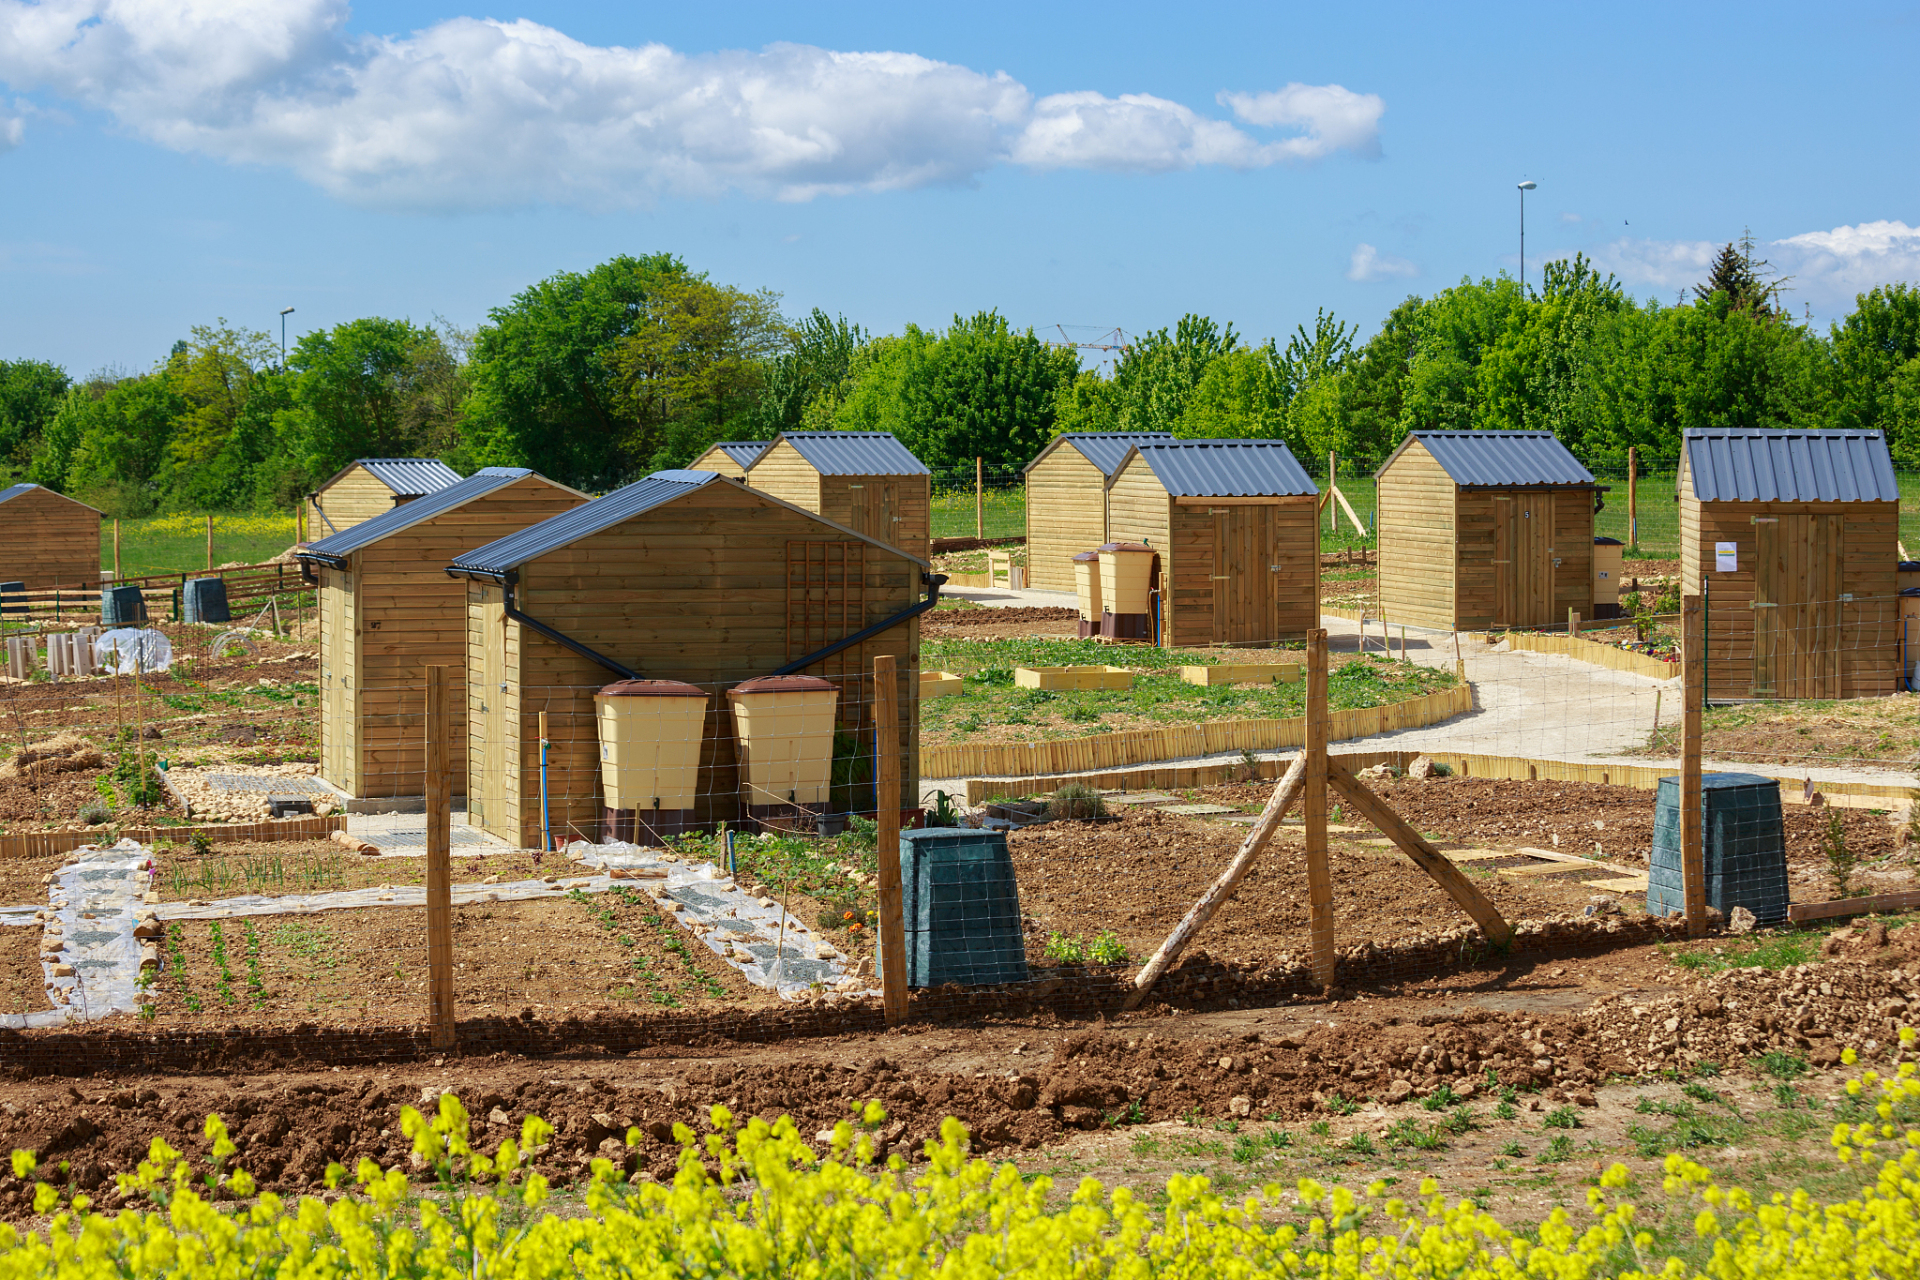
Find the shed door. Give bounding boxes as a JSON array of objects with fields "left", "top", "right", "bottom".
[
  {"left": 1752, "top": 514, "right": 1842, "bottom": 698},
  {"left": 844, "top": 482, "right": 897, "bottom": 546},
  {"left": 1211, "top": 507, "right": 1276, "bottom": 645},
  {"left": 1494, "top": 495, "right": 1553, "bottom": 628},
  {"left": 474, "top": 587, "right": 506, "bottom": 828},
  {"left": 320, "top": 572, "right": 347, "bottom": 787}
]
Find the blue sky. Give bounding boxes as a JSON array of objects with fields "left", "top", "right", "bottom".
[{"left": 2, "top": 0, "right": 1917, "bottom": 374}]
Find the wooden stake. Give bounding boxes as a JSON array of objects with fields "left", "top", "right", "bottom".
[
  {"left": 1326, "top": 760, "right": 1512, "bottom": 945},
  {"left": 873, "top": 654, "right": 907, "bottom": 1025},
  {"left": 1627, "top": 446, "right": 1638, "bottom": 549},
  {"left": 425, "top": 664, "right": 456, "bottom": 1049},
  {"left": 1305, "top": 627, "right": 1335, "bottom": 988},
  {"left": 205, "top": 514, "right": 213, "bottom": 572},
  {"left": 112, "top": 520, "right": 120, "bottom": 580},
  {"left": 975, "top": 457, "right": 983, "bottom": 541},
  {"left": 1568, "top": 608, "right": 1580, "bottom": 636},
  {"left": 1122, "top": 751, "right": 1305, "bottom": 1010},
  {"left": 1327, "top": 452, "right": 1338, "bottom": 534},
  {"left": 1680, "top": 594, "right": 1706, "bottom": 939}
]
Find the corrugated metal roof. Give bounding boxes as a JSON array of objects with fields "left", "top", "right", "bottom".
[
  {"left": 357, "top": 458, "right": 463, "bottom": 496},
  {"left": 1047, "top": 432, "right": 1177, "bottom": 476},
  {"left": 449, "top": 472, "right": 714, "bottom": 575},
  {"left": 701, "top": 442, "right": 771, "bottom": 469},
  {"left": 1684, "top": 429, "right": 1899, "bottom": 503},
  {"left": 0, "top": 484, "right": 37, "bottom": 506},
  {"left": 1397, "top": 431, "right": 1596, "bottom": 487},
  {"left": 1118, "top": 440, "right": 1319, "bottom": 497},
  {"left": 449, "top": 469, "right": 929, "bottom": 577},
  {"left": 767, "top": 432, "right": 930, "bottom": 476},
  {"left": 298, "top": 468, "right": 537, "bottom": 566}
]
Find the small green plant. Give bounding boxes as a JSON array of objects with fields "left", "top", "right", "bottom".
[
  {"left": 1087, "top": 930, "right": 1129, "bottom": 966},
  {"left": 1231, "top": 1134, "right": 1261, "bottom": 1164},
  {"left": 1323, "top": 1093, "right": 1359, "bottom": 1117},
  {"left": 1759, "top": 1049, "right": 1809, "bottom": 1081},
  {"left": 1344, "top": 1133, "right": 1375, "bottom": 1155},
  {"left": 1048, "top": 782, "right": 1107, "bottom": 821},
  {"left": 1493, "top": 1099, "right": 1517, "bottom": 1121},
  {"left": 1773, "top": 1082, "right": 1803, "bottom": 1110},
  {"left": 1420, "top": 1084, "right": 1459, "bottom": 1111},
  {"left": 1540, "top": 1134, "right": 1574, "bottom": 1163},
  {"left": 1542, "top": 1106, "right": 1581, "bottom": 1130},
  {"left": 1262, "top": 1129, "right": 1292, "bottom": 1150},
  {"left": 1823, "top": 809, "right": 1858, "bottom": 898},
  {"left": 1500, "top": 1140, "right": 1524, "bottom": 1158},
  {"left": 1442, "top": 1108, "right": 1479, "bottom": 1136},
  {"left": 929, "top": 791, "right": 963, "bottom": 828},
  {"left": 1309, "top": 1121, "right": 1330, "bottom": 1138},
  {"left": 189, "top": 831, "right": 214, "bottom": 857},
  {"left": 1043, "top": 932, "right": 1085, "bottom": 964},
  {"left": 77, "top": 800, "right": 110, "bottom": 826},
  {"left": 1682, "top": 1082, "right": 1721, "bottom": 1105}
]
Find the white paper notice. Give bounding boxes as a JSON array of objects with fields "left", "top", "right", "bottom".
[{"left": 1715, "top": 542, "right": 1737, "bottom": 572}]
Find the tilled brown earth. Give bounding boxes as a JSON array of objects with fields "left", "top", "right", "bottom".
[{"left": 3, "top": 924, "right": 1915, "bottom": 1218}]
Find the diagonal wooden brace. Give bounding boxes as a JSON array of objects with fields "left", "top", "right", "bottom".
[
  {"left": 1325, "top": 759, "right": 1514, "bottom": 946},
  {"left": 1121, "top": 752, "right": 1307, "bottom": 1011}
]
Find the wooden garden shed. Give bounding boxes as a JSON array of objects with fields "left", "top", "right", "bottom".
[
  {"left": 686, "top": 441, "right": 770, "bottom": 481},
  {"left": 1679, "top": 428, "right": 1902, "bottom": 699},
  {"left": 448, "top": 469, "right": 930, "bottom": 849},
  {"left": 1022, "top": 432, "right": 1174, "bottom": 591},
  {"left": 306, "top": 458, "right": 462, "bottom": 537},
  {"left": 1376, "top": 431, "right": 1599, "bottom": 632},
  {"left": 745, "top": 432, "right": 932, "bottom": 561},
  {"left": 1105, "top": 440, "right": 1320, "bottom": 648},
  {"left": 0, "top": 484, "right": 100, "bottom": 589},
  {"left": 298, "top": 468, "right": 589, "bottom": 801}
]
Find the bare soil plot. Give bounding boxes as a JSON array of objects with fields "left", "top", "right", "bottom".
[
  {"left": 143, "top": 888, "right": 775, "bottom": 1026},
  {"left": 149, "top": 840, "right": 556, "bottom": 902},
  {"left": 1638, "top": 695, "right": 1920, "bottom": 772},
  {"left": 0, "top": 924, "right": 46, "bottom": 1017}
]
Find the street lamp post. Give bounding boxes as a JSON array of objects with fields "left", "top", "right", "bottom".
[
  {"left": 1517, "top": 181, "right": 1537, "bottom": 292},
  {"left": 279, "top": 306, "right": 295, "bottom": 362}
]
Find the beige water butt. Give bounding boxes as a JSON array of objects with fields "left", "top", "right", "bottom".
[
  {"left": 1098, "top": 541, "right": 1156, "bottom": 641},
  {"left": 727, "top": 674, "right": 840, "bottom": 821},
  {"left": 1593, "top": 536, "right": 1625, "bottom": 615},
  {"left": 594, "top": 679, "right": 709, "bottom": 844},
  {"left": 1073, "top": 549, "right": 1102, "bottom": 638}
]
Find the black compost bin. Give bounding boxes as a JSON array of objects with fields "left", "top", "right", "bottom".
[
  {"left": 897, "top": 827, "right": 1028, "bottom": 988},
  {"left": 1647, "top": 772, "right": 1788, "bottom": 923}
]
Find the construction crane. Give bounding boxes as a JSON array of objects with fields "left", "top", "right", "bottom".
[{"left": 1044, "top": 326, "right": 1132, "bottom": 373}]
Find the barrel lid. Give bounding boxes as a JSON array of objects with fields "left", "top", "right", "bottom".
[
  {"left": 729, "top": 675, "right": 836, "bottom": 696},
  {"left": 1658, "top": 771, "right": 1780, "bottom": 791},
  {"left": 1594, "top": 536, "right": 1624, "bottom": 546},
  {"left": 1900, "top": 561, "right": 1920, "bottom": 572},
  {"left": 1098, "top": 541, "right": 1154, "bottom": 554},
  {"left": 1072, "top": 550, "right": 1101, "bottom": 562},
  {"left": 596, "top": 679, "right": 706, "bottom": 698}
]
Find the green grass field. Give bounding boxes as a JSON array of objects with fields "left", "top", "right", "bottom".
[{"left": 102, "top": 514, "right": 297, "bottom": 578}]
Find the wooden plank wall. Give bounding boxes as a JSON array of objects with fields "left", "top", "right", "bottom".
[
  {"left": 1168, "top": 498, "right": 1318, "bottom": 647},
  {"left": 818, "top": 474, "right": 931, "bottom": 562},
  {"left": 308, "top": 466, "right": 399, "bottom": 536},
  {"left": 743, "top": 439, "right": 824, "bottom": 513},
  {"left": 468, "top": 485, "right": 923, "bottom": 849},
  {"left": 347, "top": 475, "right": 589, "bottom": 799},
  {"left": 1456, "top": 488, "right": 1592, "bottom": 629},
  {"left": 1551, "top": 491, "right": 1596, "bottom": 624},
  {"left": 1680, "top": 487, "right": 1901, "bottom": 699},
  {"left": 319, "top": 566, "right": 358, "bottom": 795},
  {"left": 0, "top": 487, "right": 100, "bottom": 590},
  {"left": 686, "top": 446, "right": 751, "bottom": 482},
  {"left": 1025, "top": 447, "right": 1107, "bottom": 592},
  {"left": 1378, "top": 441, "right": 1459, "bottom": 630}
]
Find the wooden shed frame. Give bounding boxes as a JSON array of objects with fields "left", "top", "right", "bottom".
[
  {"left": 1679, "top": 428, "right": 1902, "bottom": 700},
  {"left": 745, "top": 432, "right": 932, "bottom": 562},
  {"left": 1376, "top": 431, "right": 1599, "bottom": 632},
  {"left": 1022, "top": 433, "right": 1174, "bottom": 592},
  {"left": 306, "top": 458, "right": 462, "bottom": 537},
  {"left": 448, "top": 470, "right": 929, "bottom": 850},
  {"left": 1104, "top": 440, "right": 1321, "bottom": 648},
  {"left": 298, "top": 468, "right": 591, "bottom": 801},
  {"left": 0, "top": 484, "right": 101, "bottom": 589},
  {"left": 686, "top": 441, "right": 771, "bottom": 482}
]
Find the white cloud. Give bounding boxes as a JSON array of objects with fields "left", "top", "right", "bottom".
[
  {"left": 1347, "top": 242, "right": 1417, "bottom": 282},
  {"left": 1593, "top": 221, "right": 1920, "bottom": 309},
  {"left": 0, "top": 1, "right": 1383, "bottom": 209},
  {"left": 0, "top": 112, "right": 19, "bottom": 150}
]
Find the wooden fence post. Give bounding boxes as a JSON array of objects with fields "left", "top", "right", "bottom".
[
  {"left": 1681, "top": 595, "right": 1705, "bottom": 940},
  {"left": 1627, "top": 446, "right": 1638, "bottom": 550},
  {"left": 425, "top": 664, "right": 456, "bottom": 1049},
  {"left": 1327, "top": 452, "right": 1338, "bottom": 534},
  {"left": 874, "top": 654, "right": 907, "bottom": 1025},
  {"left": 205, "top": 514, "right": 213, "bottom": 572},
  {"left": 112, "top": 520, "right": 120, "bottom": 580},
  {"left": 975, "top": 457, "right": 983, "bottom": 541},
  {"left": 1305, "top": 627, "right": 1335, "bottom": 988}
]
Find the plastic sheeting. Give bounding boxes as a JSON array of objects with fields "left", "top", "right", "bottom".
[
  {"left": 94, "top": 628, "right": 173, "bottom": 674},
  {"left": 1, "top": 839, "right": 151, "bottom": 1029}
]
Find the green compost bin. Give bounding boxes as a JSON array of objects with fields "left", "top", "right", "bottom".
[
  {"left": 1647, "top": 772, "right": 1788, "bottom": 923},
  {"left": 897, "top": 828, "right": 1029, "bottom": 988}
]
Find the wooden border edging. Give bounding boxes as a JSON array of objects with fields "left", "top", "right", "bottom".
[
  {"left": 924, "top": 683, "right": 1474, "bottom": 779},
  {"left": 1788, "top": 891, "right": 1920, "bottom": 924},
  {"left": 0, "top": 813, "right": 346, "bottom": 860},
  {"left": 962, "top": 748, "right": 1919, "bottom": 808},
  {"left": 1504, "top": 630, "right": 1679, "bottom": 679}
]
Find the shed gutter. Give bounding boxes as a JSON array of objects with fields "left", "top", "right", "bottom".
[{"left": 771, "top": 572, "right": 947, "bottom": 677}]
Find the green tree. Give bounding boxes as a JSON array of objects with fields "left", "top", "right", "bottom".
[
  {"left": 283, "top": 317, "right": 450, "bottom": 481},
  {"left": 1693, "top": 230, "right": 1786, "bottom": 318},
  {"left": 1829, "top": 283, "right": 1920, "bottom": 464},
  {"left": 1050, "top": 368, "right": 1121, "bottom": 434},
  {"left": 464, "top": 253, "right": 689, "bottom": 487},
  {"left": 53, "top": 376, "right": 188, "bottom": 515},
  {"left": 1176, "top": 345, "right": 1290, "bottom": 438},
  {"left": 606, "top": 278, "right": 787, "bottom": 469},
  {"left": 1400, "top": 275, "right": 1529, "bottom": 432},
  {"left": 1112, "top": 315, "right": 1238, "bottom": 434},
  {"left": 1473, "top": 255, "right": 1631, "bottom": 452},
  {"left": 0, "top": 359, "right": 70, "bottom": 472},
  {"left": 834, "top": 312, "right": 1080, "bottom": 470},
  {"left": 751, "top": 309, "right": 871, "bottom": 438}
]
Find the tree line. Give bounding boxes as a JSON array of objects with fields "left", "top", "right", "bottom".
[{"left": 3, "top": 242, "right": 1917, "bottom": 517}]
